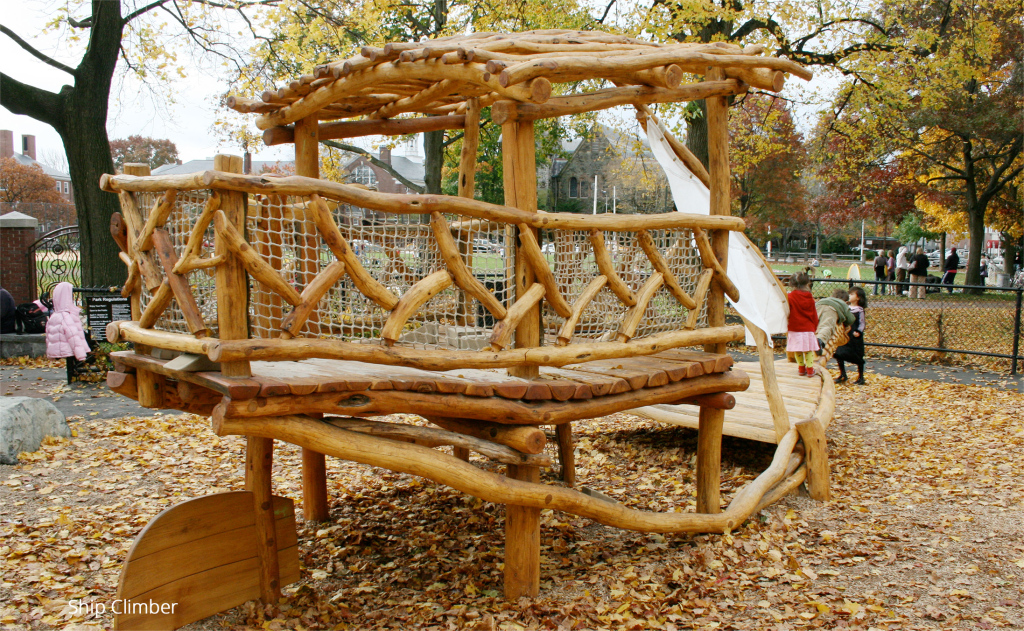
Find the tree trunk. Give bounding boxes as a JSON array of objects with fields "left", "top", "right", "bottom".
[
  {"left": 423, "top": 129, "right": 444, "bottom": 195},
  {"left": 686, "top": 100, "right": 709, "bottom": 171},
  {"left": 1002, "top": 232, "right": 1017, "bottom": 276},
  {"left": 963, "top": 202, "right": 985, "bottom": 290},
  {"left": 58, "top": 91, "right": 124, "bottom": 288}
]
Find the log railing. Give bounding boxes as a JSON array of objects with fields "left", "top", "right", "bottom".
[{"left": 102, "top": 170, "right": 747, "bottom": 370}]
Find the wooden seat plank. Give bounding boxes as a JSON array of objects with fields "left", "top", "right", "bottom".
[
  {"left": 540, "top": 367, "right": 630, "bottom": 396},
  {"left": 655, "top": 349, "right": 733, "bottom": 373},
  {"left": 562, "top": 360, "right": 652, "bottom": 391}
]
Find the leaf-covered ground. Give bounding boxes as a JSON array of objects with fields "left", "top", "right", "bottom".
[{"left": 1, "top": 374, "right": 1021, "bottom": 630}]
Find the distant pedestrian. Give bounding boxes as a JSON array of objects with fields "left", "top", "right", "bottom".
[
  {"left": 979, "top": 256, "right": 989, "bottom": 288},
  {"left": 872, "top": 250, "right": 888, "bottom": 295},
  {"left": 886, "top": 249, "right": 896, "bottom": 294},
  {"left": 909, "top": 247, "right": 929, "bottom": 299},
  {"left": 786, "top": 269, "right": 820, "bottom": 378},
  {"left": 834, "top": 287, "right": 867, "bottom": 385},
  {"left": 942, "top": 249, "right": 959, "bottom": 292},
  {"left": 895, "top": 246, "right": 910, "bottom": 294}
]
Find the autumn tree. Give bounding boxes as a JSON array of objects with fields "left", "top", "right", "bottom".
[
  {"left": 1, "top": 0, "right": 279, "bottom": 286},
  {"left": 0, "top": 158, "right": 67, "bottom": 204},
  {"left": 729, "top": 95, "right": 808, "bottom": 243},
  {"left": 813, "top": 0, "right": 1023, "bottom": 287},
  {"left": 109, "top": 136, "right": 179, "bottom": 171}
]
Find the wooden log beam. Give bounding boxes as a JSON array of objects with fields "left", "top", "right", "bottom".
[
  {"left": 171, "top": 193, "right": 221, "bottom": 274},
  {"left": 245, "top": 436, "right": 282, "bottom": 603},
  {"left": 381, "top": 270, "right": 454, "bottom": 346},
  {"left": 281, "top": 260, "right": 346, "bottom": 338},
  {"left": 104, "top": 172, "right": 749, "bottom": 233},
  {"left": 214, "top": 210, "right": 302, "bottom": 307},
  {"left": 138, "top": 281, "right": 173, "bottom": 329},
  {"left": 555, "top": 275, "right": 607, "bottom": 346},
  {"left": 693, "top": 227, "right": 740, "bottom": 302},
  {"left": 636, "top": 230, "right": 696, "bottom": 309},
  {"left": 425, "top": 416, "right": 546, "bottom": 454},
  {"left": 309, "top": 194, "right": 399, "bottom": 310},
  {"left": 208, "top": 323, "right": 746, "bottom": 370},
  {"left": 458, "top": 99, "right": 480, "bottom": 198},
  {"left": 505, "top": 463, "right": 541, "bottom": 599},
  {"left": 133, "top": 189, "right": 178, "bottom": 253},
  {"left": 263, "top": 115, "right": 467, "bottom": 146},
  {"left": 369, "top": 79, "right": 461, "bottom": 119},
  {"left": 489, "top": 283, "right": 545, "bottom": 351},
  {"left": 254, "top": 60, "right": 551, "bottom": 130},
  {"left": 322, "top": 417, "right": 550, "bottom": 467},
  {"left": 492, "top": 80, "right": 746, "bottom": 125},
  {"left": 589, "top": 230, "right": 636, "bottom": 306},
  {"left": 211, "top": 413, "right": 800, "bottom": 535},
  {"left": 151, "top": 229, "right": 209, "bottom": 337},
  {"left": 616, "top": 272, "right": 663, "bottom": 342},
  {"left": 795, "top": 417, "right": 830, "bottom": 501},
  {"left": 213, "top": 155, "right": 251, "bottom": 379},
  {"left": 111, "top": 321, "right": 215, "bottom": 355},
  {"left": 516, "top": 223, "right": 571, "bottom": 318},
  {"left": 497, "top": 50, "right": 811, "bottom": 87},
  {"left": 429, "top": 212, "right": 507, "bottom": 319}
]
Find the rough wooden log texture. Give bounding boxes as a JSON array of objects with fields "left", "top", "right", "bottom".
[
  {"left": 213, "top": 155, "right": 251, "bottom": 379},
  {"left": 245, "top": 436, "right": 281, "bottom": 603}
]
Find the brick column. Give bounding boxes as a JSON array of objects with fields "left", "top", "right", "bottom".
[{"left": 0, "top": 211, "right": 39, "bottom": 303}]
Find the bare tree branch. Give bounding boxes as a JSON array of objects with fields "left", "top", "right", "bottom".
[
  {"left": 0, "top": 24, "right": 76, "bottom": 75},
  {"left": 322, "top": 140, "right": 425, "bottom": 193}
]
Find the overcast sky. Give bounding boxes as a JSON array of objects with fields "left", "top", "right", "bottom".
[{"left": 1, "top": 0, "right": 295, "bottom": 169}]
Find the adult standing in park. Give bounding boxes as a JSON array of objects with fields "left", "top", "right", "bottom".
[
  {"left": 873, "top": 250, "right": 888, "bottom": 295},
  {"left": 909, "top": 247, "right": 930, "bottom": 299},
  {"left": 942, "top": 249, "right": 959, "bottom": 292},
  {"left": 886, "top": 250, "right": 896, "bottom": 294},
  {"left": 895, "top": 246, "right": 910, "bottom": 295}
]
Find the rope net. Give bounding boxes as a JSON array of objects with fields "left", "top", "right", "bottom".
[{"left": 139, "top": 193, "right": 710, "bottom": 349}]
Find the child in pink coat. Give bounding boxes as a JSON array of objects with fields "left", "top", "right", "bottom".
[{"left": 45, "top": 282, "right": 90, "bottom": 383}]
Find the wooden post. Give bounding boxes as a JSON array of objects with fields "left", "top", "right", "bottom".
[
  {"left": 293, "top": 116, "right": 331, "bottom": 523},
  {"left": 122, "top": 164, "right": 156, "bottom": 403},
  {"left": 246, "top": 436, "right": 281, "bottom": 603},
  {"left": 504, "top": 463, "right": 540, "bottom": 600},
  {"left": 213, "top": 154, "right": 250, "bottom": 378},
  {"left": 795, "top": 418, "right": 830, "bottom": 501},
  {"left": 456, "top": 98, "right": 481, "bottom": 326},
  {"left": 555, "top": 423, "right": 575, "bottom": 486},
  {"left": 502, "top": 121, "right": 540, "bottom": 380},
  {"left": 696, "top": 68, "right": 731, "bottom": 515}
]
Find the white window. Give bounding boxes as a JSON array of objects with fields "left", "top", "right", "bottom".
[
  {"left": 56, "top": 182, "right": 61, "bottom": 191},
  {"left": 62, "top": 181, "right": 68, "bottom": 193},
  {"left": 569, "top": 177, "right": 578, "bottom": 198},
  {"left": 353, "top": 165, "right": 377, "bottom": 187}
]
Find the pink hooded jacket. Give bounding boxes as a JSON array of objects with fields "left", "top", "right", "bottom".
[{"left": 45, "top": 283, "right": 90, "bottom": 361}]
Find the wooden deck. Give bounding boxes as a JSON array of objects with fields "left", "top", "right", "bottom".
[{"left": 633, "top": 359, "right": 825, "bottom": 444}]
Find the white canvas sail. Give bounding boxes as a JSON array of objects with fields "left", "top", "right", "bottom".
[{"left": 645, "top": 117, "right": 789, "bottom": 344}]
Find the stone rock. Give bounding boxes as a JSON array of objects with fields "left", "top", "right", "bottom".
[{"left": 0, "top": 397, "right": 71, "bottom": 464}]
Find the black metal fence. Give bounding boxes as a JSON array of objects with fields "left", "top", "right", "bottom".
[
  {"left": 811, "top": 278, "right": 1023, "bottom": 375},
  {"left": 29, "top": 225, "right": 81, "bottom": 295}
]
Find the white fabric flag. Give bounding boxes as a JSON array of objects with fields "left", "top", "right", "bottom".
[{"left": 645, "top": 117, "right": 789, "bottom": 345}]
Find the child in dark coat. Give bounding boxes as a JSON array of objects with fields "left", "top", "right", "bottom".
[{"left": 834, "top": 286, "right": 867, "bottom": 384}]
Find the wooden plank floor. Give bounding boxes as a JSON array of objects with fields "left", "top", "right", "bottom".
[{"left": 631, "top": 359, "right": 824, "bottom": 444}]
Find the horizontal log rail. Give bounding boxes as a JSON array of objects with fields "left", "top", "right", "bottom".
[
  {"left": 101, "top": 172, "right": 747, "bottom": 233},
  {"left": 214, "top": 412, "right": 802, "bottom": 534}
]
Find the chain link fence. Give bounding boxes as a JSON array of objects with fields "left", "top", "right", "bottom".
[{"left": 810, "top": 278, "right": 1023, "bottom": 375}]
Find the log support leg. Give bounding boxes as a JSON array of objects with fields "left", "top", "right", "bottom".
[
  {"left": 452, "top": 446, "right": 471, "bottom": 461},
  {"left": 555, "top": 423, "right": 575, "bottom": 487},
  {"left": 504, "top": 463, "right": 540, "bottom": 600},
  {"left": 136, "top": 369, "right": 165, "bottom": 409},
  {"left": 246, "top": 437, "right": 281, "bottom": 603},
  {"left": 795, "top": 418, "right": 830, "bottom": 501},
  {"left": 302, "top": 449, "right": 330, "bottom": 522},
  {"left": 696, "top": 407, "right": 724, "bottom": 514}
]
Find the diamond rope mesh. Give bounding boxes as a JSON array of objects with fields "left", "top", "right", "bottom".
[{"left": 138, "top": 191, "right": 713, "bottom": 349}]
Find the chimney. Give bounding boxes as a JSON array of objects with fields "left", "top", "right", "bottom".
[
  {"left": 21, "top": 135, "right": 36, "bottom": 160},
  {"left": 380, "top": 147, "right": 391, "bottom": 165},
  {"left": 0, "top": 130, "right": 12, "bottom": 159}
]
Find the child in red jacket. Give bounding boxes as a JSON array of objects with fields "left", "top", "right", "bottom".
[{"left": 786, "top": 270, "right": 819, "bottom": 377}]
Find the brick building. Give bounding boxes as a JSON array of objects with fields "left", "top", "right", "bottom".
[
  {"left": 1, "top": 130, "right": 74, "bottom": 202},
  {"left": 547, "top": 125, "right": 674, "bottom": 215}
]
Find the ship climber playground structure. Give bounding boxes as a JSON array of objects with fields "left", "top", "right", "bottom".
[{"left": 99, "top": 30, "right": 840, "bottom": 630}]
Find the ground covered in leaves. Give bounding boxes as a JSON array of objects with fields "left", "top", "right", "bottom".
[{"left": 1, "top": 374, "right": 1022, "bottom": 630}]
